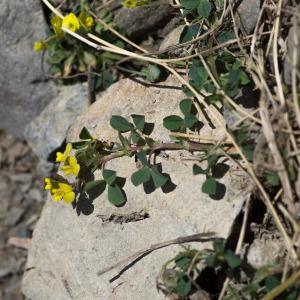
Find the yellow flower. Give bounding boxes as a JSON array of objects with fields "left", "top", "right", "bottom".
[
  {"left": 34, "top": 41, "right": 45, "bottom": 52},
  {"left": 52, "top": 183, "right": 75, "bottom": 204},
  {"left": 78, "top": 12, "right": 94, "bottom": 29},
  {"left": 122, "top": 0, "right": 148, "bottom": 8},
  {"left": 62, "top": 13, "right": 80, "bottom": 32},
  {"left": 56, "top": 143, "right": 72, "bottom": 163},
  {"left": 61, "top": 156, "right": 80, "bottom": 177},
  {"left": 51, "top": 15, "right": 63, "bottom": 37},
  {"left": 123, "top": 0, "right": 138, "bottom": 8},
  {"left": 44, "top": 177, "right": 59, "bottom": 191}
]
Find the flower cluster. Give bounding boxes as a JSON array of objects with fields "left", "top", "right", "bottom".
[
  {"left": 34, "top": 12, "right": 94, "bottom": 52},
  {"left": 45, "top": 178, "right": 75, "bottom": 204},
  {"left": 44, "top": 143, "right": 80, "bottom": 204},
  {"left": 56, "top": 143, "right": 80, "bottom": 177},
  {"left": 122, "top": 0, "right": 149, "bottom": 8}
]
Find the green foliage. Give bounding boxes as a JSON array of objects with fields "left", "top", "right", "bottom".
[
  {"left": 131, "top": 114, "right": 145, "bottom": 131},
  {"left": 107, "top": 184, "right": 126, "bottom": 206},
  {"left": 180, "top": 24, "right": 201, "bottom": 43},
  {"left": 224, "top": 250, "right": 242, "bottom": 268},
  {"left": 141, "top": 64, "right": 161, "bottom": 82},
  {"left": 197, "top": 0, "right": 211, "bottom": 18},
  {"left": 163, "top": 98, "right": 200, "bottom": 133},
  {"left": 159, "top": 239, "right": 300, "bottom": 299},
  {"left": 231, "top": 125, "right": 254, "bottom": 162},
  {"left": 103, "top": 169, "right": 117, "bottom": 185},
  {"left": 79, "top": 127, "right": 93, "bottom": 140},
  {"left": 150, "top": 165, "right": 168, "bottom": 188},
  {"left": 163, "top": 115, "right": 184, "bottom": 131},
  {"left": 201, "top": 177, "right": 217, "bottom": 195},
  {"left": 189, "top": 60, "right": 208, "bottom": 90},
  {"left": 110, "top": 115, "right": 133, "bottom": 132},
  {"left": 266, "top": 172, "right": 280, "bottom": 187},
  {"left": 131, "top": 167, "right": 151, "bottom": 186},
  {"left": 176, "top": 273, "right": 192, "bottom": 296}
]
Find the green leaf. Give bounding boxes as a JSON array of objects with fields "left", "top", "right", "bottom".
[
  {"left": 193, "top": 164, "right": 207, "bottom": 175},
  {"left": 79, "top": 127, "right": 93, "bottom": 140},
  {"left": 83, "top": 51, "right": 97, "bottom": 67},
  {"left": 184, "top": 115, "right": 198, "bottom": 129},
  {"left": 110, "top": 115, "right": 132, "bottom": 132},
  {"left": 131, "top": 132, "right": 144, "bottom": 145},
  {"left": 145, "top": 137, "right": 155, "bottom": 147},
  {"left": 207, "top": 154, "right": 219, "bottom": 169},
  {"left": 180, "top": 99, "right": 193, "bottom": 116},
  {"left": 46, "top": 50, "right": 71, "bottom": 65},
  {"left": 202, "top": 177, "right": 217, "bottom": 195},
  {"left": 229, "top": 69, "right": 241, "bottom": 83},
  {"left": 181, "top": 0, "right": 199, "bottom": 9},
  {"left": 266, "top": 172, "right": 280, "bottom": 187},
  {"left": 118, "top": 132, "right": 129, "bottom": 148},
  {"left": 103, "top": 169, "right": 117, "bottom": 185},
  {"left": 131, "top": 167, "right": 151, "bottom": 186},
  {"left": 71, "top": 141, "right": 88, "bottom": 150},
  {"left": 197, "top": 0, "right": 211, "bottom": 18},
  {"left": 131, "top": 114, "right": 145, "bottom": 131},
  {"left": 265, "top": 276, "right": 280, "bottom": 292},
  {"left": 217, "top": 31, "right": 235, "bottom": 43},
  {"left": 83, "top": 180, "right": 106, "bottom": 192},
  {"left": 150, "top": 165, "right": 168, "bottom": 188},
  {"left": 216, "top": 0, "right": 224, "bottom": 10},
  {"left": 176, "top": 274, "right": 192, "bottom": 296},
  {"left": 224, "top": 250, "right": 241, "bottom": 268},
  {"left": 189, "top": 61, "right": 208, "bottom": 89},
  {"left": 136, "top": 151, "right": 148, "bottom": 166},
  {"left": 206, "top": 254, "right": 217, "bottom": 267},
  {"left": 243, "top": 144, "right": 254, "bottom": 161},
  {"left": 175, "top": 253, "right": 192, "bottom": 271},
  {"left": 163, "top": 115, "right": 184, "bottom": 131},
  {"left": 83, "top": 180, "right": 107, "bottom": 198},
  {"left": 240, "top": 71, "right": 250, "bottom": 85},
  {"left": 207, "top": 94, "right": 223, "bottom": 104},
  {"left": 180, "top": 24, "right": 201, "bottom": 43},
  {"left": 142, "top": 64, "right": 161, "bottom": 82},
  {"left": 213, "top": 238, "right": 225, "bottom": 253},
  {"left": 107, "top": 184, "right": 126, "bottom": 206},
  {"left": 204, "top": 82, "right": 216, "bottom": 93}
]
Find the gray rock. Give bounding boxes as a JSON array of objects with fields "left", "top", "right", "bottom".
[
  {"left": 5, "top": 207, "right": 25, "bottom": 227},
  {"left": 9, "top": 173, "right": 33, "bottom": 184},
  {"left": 0, "top": 0, "right": 57, "bottom": 138},
  {"left": 23, "top": 76, "right": 252, "bottom": 300},
  {"left": 114, "top": 3, "right": 175, "bottom": 39},
  {"left": 247, "top": 237, "right": 285, "bottom": 268},
  {"left": 236, "top": 0, "right": 261, "bottom": 34},
  {"left": 27, "top": 189, "right": 43, "bottom": 203},
  {"left": 0, "top": 251, "right": 16, "bottom": 278},
  {"left": 0, "top": 190, "right": 10, "bottom": 220},
  {"left": 159, "top": 25, "right": 185, "bottom": 53},
  {"left": 23, "top": 83, "right": 89, "bottom": 163}
]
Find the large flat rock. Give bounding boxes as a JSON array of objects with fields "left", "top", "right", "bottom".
[{"left": 23, "top": 77, "right": 251, "bottom": 300}]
